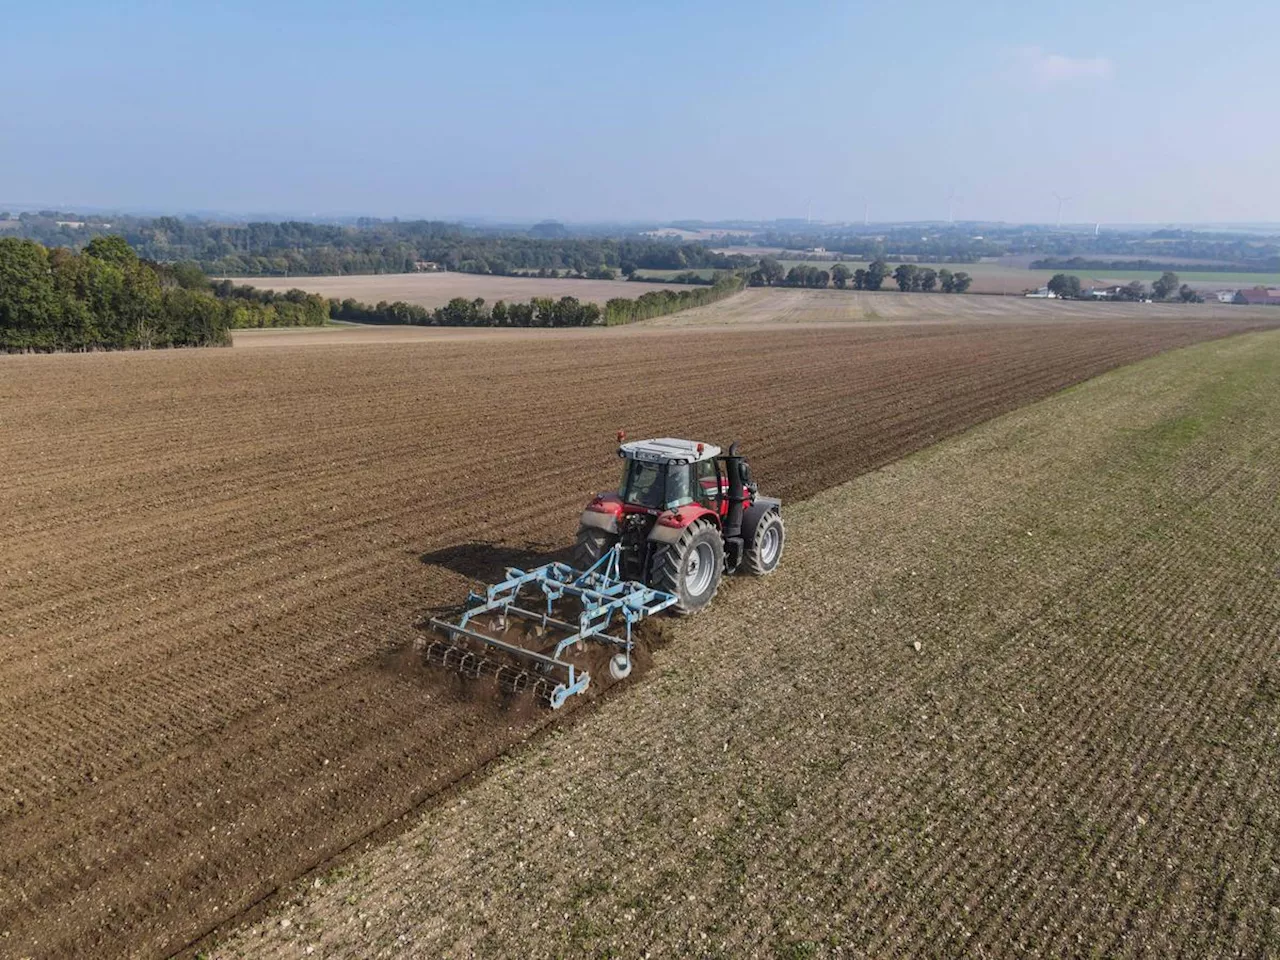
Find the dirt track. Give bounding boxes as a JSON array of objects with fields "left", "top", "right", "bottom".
[{"left": 1, "top": 316, "right": 1275, "bottom": 957}]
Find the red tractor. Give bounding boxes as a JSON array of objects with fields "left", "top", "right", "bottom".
[{"left": 574, "top": 436, "right": 786, "bottom": 613}]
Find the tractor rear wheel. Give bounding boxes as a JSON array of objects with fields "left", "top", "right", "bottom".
[
  {"left": 653, "top": 519, "right": 724, "bottom": 615},
  {"left": 745, "top": 510, "right": 785, "bottom": 575},
  {"left": 574, "top": 526, "right": 617, "bottom": 570}
]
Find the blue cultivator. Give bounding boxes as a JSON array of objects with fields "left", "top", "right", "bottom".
[{"left": 422, "top": 545, "right": 677, "bottom": 709}]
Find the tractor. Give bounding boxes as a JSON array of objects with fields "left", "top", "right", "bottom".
[
  {"left": 421, "top": 436, "right": 784, "bottom": 707},
  {"left": 574, "top": 435, "right": 785, "bottom": 614}
]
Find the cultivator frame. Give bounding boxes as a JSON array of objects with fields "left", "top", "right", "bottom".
[{"left": 423, "top": 545, "right": 677, "bottom": 708}]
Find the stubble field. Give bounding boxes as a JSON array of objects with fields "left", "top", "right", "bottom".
[
  {"left": 2, "top": 313, "right": 1277, "bottom": 957},
  {"left": 642, "top": 287, "right": 1270, "bottom": 327},
  {"left": 224, "top": 271, "right": 687, "bottom": 308}
]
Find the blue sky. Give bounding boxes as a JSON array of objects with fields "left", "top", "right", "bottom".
[{"left": 1, "top": 0, "right": 1276, "bottom": 224}]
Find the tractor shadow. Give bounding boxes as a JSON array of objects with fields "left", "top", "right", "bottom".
[{"left": 419, "top": 540, "right": 573, "bottom": 586}]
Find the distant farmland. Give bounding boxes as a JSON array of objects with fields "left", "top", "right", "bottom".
[
  {"left": 637, "top": 288, "right": 1275, "bottom": 327},
  {"left": 693, "top": 255, "right": 1280, "bottom": 294},
  {"left": 225, "top": 272, "right": 689, "bottom": 309}
]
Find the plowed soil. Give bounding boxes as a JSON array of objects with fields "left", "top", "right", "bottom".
[{"left": 1, "top": 316, "right": 1275, "bottom": 958}]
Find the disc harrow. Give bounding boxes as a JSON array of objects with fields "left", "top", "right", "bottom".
[{"left": 421, "top": 544, "right": 677, "bottom": 708}]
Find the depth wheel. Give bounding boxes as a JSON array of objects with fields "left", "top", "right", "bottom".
[
  {"left": 608, "top": 653, "right": 632, "bottom": 680},
  {"left": 652, "top": 519, "right": 724, "bottom": 615}
]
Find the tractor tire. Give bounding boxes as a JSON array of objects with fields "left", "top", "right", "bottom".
[
  {"left": 652, "top": 519, "right": 724, "bottom": 615},
  {"left": 745, "top": 509, "right": 785, "bottom": 575},
  {"left": 574, "top": 525, "right": 617, "bottom": 570}
]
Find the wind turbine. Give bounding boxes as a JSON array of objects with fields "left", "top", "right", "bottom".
[
  {"left": 863, "top": 198, "right": 869, "bottom": 227},
  {"left": 947, "top": 188, "right": 962, "bottom": 224},
  {"left": 1053, "top": 192, "right": 1072, "bottom": 228}
]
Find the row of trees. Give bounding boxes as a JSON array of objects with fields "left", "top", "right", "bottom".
[
  {"left": 0, "top": 237, "right": 329, "bottom": 351},
  {"left": 1046, "top": 271, "right": 1204, "bottom": 302},
  {"left": 603, "top": 273, "right": 744, "bottom": 325},
  {"left": 749, "top": 257, "right": 972, "bottom": 292},
  {"left": 332, "top": 295, "right": 603, "bottom": 327},
  {"left": 890, "top": 264, "right": 973, "bottom": 293},
  {"left": 1032, "top": 256, "right": 1280, "bottom": 274},
  {"left": 329, "top": 273, "right": 746, "bottom": 328}
]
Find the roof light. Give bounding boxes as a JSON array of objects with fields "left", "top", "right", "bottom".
[
  {"left": 697, "top": 442, "right": 704, "bottom": 454},
  {"left": 617, "top": 429, "right": 626, "bottom": 443}
]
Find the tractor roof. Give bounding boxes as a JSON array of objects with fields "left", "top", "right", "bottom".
[{"left": 618, "top": 437, "right": 721, "bottom": 464}]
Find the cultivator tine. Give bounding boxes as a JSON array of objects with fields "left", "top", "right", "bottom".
[{"left": 419, "top": 545, "right": 676, "bottom": 710}]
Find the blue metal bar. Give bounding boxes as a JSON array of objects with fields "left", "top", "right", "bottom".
[{"left": 429, "top": 545, "right": 676, "bottom": 708}]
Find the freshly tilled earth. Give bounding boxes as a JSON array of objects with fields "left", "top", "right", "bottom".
[
  {"left": 0, "top": 317, "right": 1274, "bottom": 957},
  {"left": 217, "top": 329, "right": 1280, "bottom": 959}
]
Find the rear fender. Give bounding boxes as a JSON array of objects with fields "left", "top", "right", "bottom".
[
  {"left": 580, "top": 495, "right": 623, "bottom": 535},
  {"left": 647, "top": 504, "right": 719, "bottom": 545}
]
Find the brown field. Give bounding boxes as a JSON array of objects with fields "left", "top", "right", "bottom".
[
  {"left": 2, "top": 314, "right": 1277, "bottom": 958},
  {"left": 224, "top": 272, "right": 687, "bottom": 308},
  {"left": 218, "top": 329, "right": 1280, "bottom": 958}
]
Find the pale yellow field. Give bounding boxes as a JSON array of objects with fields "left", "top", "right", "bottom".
[
  {"left": 224, "top": 272, "right": 687, "bottom": 308},
  {"left": 640, "top": 287, "right": 1268, "bottom": 326}
]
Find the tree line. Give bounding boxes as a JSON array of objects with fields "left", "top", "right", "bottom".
[
  {"left": 331, "top": 272, "right": 746, "bottom": 328},
  {"left": 0, "top": 237, "right": 328, "bottom": 352},
  {"left": 749, "top": 257, "right": 972, "bottom": 292},
  {"left": 1046, "top": 271, "right": 1204, "bottom": 303},
  {"left": 1032, "top": 256, "right": 1280, "bottom": 274},
  {"left": 2, "top": 212, "right": 754, "bottom": 278}
]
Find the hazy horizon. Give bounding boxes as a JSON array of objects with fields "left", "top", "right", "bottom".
[{"left": 3, "top": 0, "right": 1277, "bottom": 225}]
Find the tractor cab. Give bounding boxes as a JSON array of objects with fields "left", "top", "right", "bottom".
[{"left": 616, "top": 437, "right": 726, "bottom": 513}]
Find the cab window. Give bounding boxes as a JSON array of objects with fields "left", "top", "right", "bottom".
[
  {"left": 619, "top": 460, "right": 664, "bottom": 509},
  {"left": 665, "top": 463, "right": 693, "bottom": 508},
  {"left": 694, "top": 459, "right": 720, "bottom": 508}
]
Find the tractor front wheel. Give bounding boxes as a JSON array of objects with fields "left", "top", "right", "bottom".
[
  {"left": 653, "top": 519, "right": 724, "bottom": 615},
  {"left": 574, "top": 526, "right": 617, "bottom": 570},
  {"left": 745, "top": 510, "right": 785, "bottom": 575}
]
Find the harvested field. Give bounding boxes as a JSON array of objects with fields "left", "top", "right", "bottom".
[
  {"left": 219, "top": 329, "right": 1280, "bottom": 959},
  {"left": 710, "top": 255, "right": 1280, "bottom": 294},
  {"left": 645, "top": 286, "right": 1274, "bottom": 326},
  {"left": 224, "top": 272, "right": 686, "bottom": 309},
  {"left": 1, "top": 315, "right": 1277, "bottom": 958}
]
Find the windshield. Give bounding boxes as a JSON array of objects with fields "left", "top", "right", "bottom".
[{"left": 619, "top": 460, "right": 694, "bottom": 509}]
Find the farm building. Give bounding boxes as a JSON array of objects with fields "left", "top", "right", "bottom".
[
  {"left": 1234, "top": 286, "right": 1280, "bottom": 305},
  {"left": 1026, "top": 286, "right": 1058, "bottom": 298}
]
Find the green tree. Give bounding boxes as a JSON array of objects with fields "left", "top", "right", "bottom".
[
  {"left": 1047, "top": 273, "right": 1082, "bottom": 299},
  {"left": 919, "top": 267, "right": 938, "bottom": 292},
  {"left": 1152, "top": 271, "right": 1180, "bottom": 300},
  {"left": 864, "top": 259, "right": 889, "bottom": 291},
  {"left": 938, "top": 268, "right": 955, "bottom": 293},
  {"left": 893, "top": 263, "right": 918, "bottom": 292},
  {"left": 1178, "top": 284, "right": 1203, "bottom": 303},
  {"left": 831, "top": 263, "right": 852, "bottom": 289},
  {"left": 951, "top": 271, "right": 973, "bottom": 294},
  {"left": 758, "top": 257, "right": 785, "bottom": 285},
  {"left": 84, "top": 234, "right": 138, "bottom": 266},
  {"left": 0, "top": 238, "right": 60, "bottom": 349},
  {"left": 853, "top": 268, "right": 867, "bottom": 290}
]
